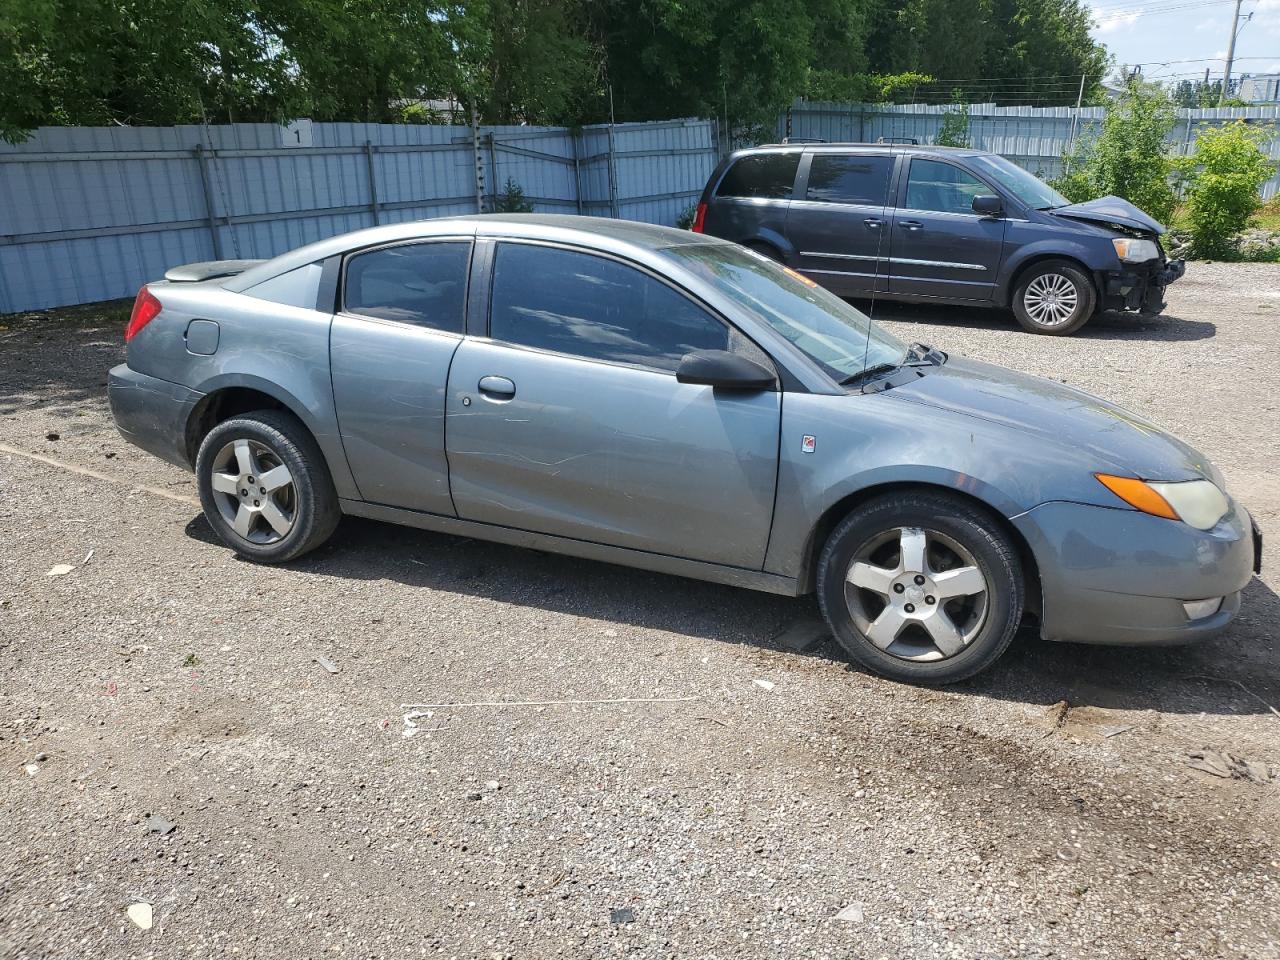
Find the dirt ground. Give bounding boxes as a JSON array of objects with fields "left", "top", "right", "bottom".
[{"left": 1, "top": 262, "right": 1278, "bottom": 960}]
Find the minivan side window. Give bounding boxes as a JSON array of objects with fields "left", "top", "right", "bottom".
[
  {"left": 716, "top": 153, "right": 801, "bottom": 200},
  {"left": 343, "top": 241, "right": 470, "bottom": 332},
  {"left": 805, "top": 154, "right": 894, "bottom": 205},
  {"left": 904, "top": 159, "right": 989, "bottom": 215},
  {"left": 489, "top": 243, "right": 730, "bottom": 373}
]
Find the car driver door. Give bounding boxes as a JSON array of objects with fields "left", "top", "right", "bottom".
[{"left": 444, "top": 241, "right": 782, "bottom": 570}]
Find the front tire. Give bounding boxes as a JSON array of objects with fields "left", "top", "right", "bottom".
[
  {"left": 195, "top": 409, "right": 339, "bottom": 563},
  {"left": 816, "top": 491, "right": 1024, "bottom": 685},
  {"left": 1012, "top": 260, "right": 1096, "bottom": 335}
]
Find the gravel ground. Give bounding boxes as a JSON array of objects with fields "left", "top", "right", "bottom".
[{"left": 1, "top": 263, "right": 1278, "bottom": 959}]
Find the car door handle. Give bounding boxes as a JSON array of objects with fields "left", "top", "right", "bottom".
[
  {"left": 898, "top": 220, "right": 924, "bottom": 231},
  {"left": 477, "top": 375, "right": 516, "bottom": 399},
  {"left": 863, "top": 217, "right": 883, "bottom": 229}
]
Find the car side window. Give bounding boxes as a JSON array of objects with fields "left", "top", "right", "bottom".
[
  {"left": 716, "top": 153, "right": 801, "bottom": 200},
  {"left": 904, "top": 159, "right": 989, "bottom": 215},
  {"left": 343, "top": 241, "right": 470, "bottom": 332},
  {"left": 805, "top": 154, "right": 894, "bottom": 205},
  {"left": 489, "top": 243, "right": 734, "bottom": 373}
]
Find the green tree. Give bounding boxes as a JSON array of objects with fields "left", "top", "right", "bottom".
[
  {"left": 1177, "top": 121, "right": 1277, "bottom": 258},
  {"left": 1054, "top": 79, "right": 1179, "bottom": 223}
]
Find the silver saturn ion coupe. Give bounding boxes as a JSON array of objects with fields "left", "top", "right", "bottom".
[{"left": 108, "top": 215, "right": 1261, "bottom": 684}]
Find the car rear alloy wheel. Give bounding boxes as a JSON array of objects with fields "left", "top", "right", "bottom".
[
  {"left": 195, "top": 409, "right": 339, "bottom": 563},
  {"left": 1012, "top": 260, "right": 1096, "bottom": 336},
  {"left": 817, "top": 491, "right": 1024, "bottom": 684},
  {"left": 209, "top": 438, "right": 297, "bottom": 545}
]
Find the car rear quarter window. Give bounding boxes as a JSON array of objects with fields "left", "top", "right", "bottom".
[
  {"left": 904, "top": 159, "right": 989, "bottom": 215},
  {"left": 489, "top": 243, "right": 730, "bottom": 373},
  {"left": 343, "top": 241, "right": 470, "bottom": 332},
  {"left": 716, "top": 153, "right": 801, "bottom": 200},
  {"left": 805, "top": 154, "right": 894, "bottom": 205},
  {"left": 243, "top": 262, "right": 323, "bottom": 308}
]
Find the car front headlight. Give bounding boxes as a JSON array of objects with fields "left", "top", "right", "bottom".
[
  {"left": 1112, "top": 238, "right": 1160, "bottom": 263},
  {"left": 1095, "top": 474, "right": 1230, "bottom": 530}
]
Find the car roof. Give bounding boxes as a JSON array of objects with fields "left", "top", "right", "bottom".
[
  {"left": 744, "top": 142, "right": 989, "bottom": 158},
  {"left": 225, "top": 214, "right": 726, "bottom": 291}
]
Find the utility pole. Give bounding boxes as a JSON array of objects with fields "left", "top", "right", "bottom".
[
  {"left": 1220, "top": 0, "right": 1244, "bottom": 106},
  {"left": 1065, "top": 74, "right": 1085, "bottom": 175}
]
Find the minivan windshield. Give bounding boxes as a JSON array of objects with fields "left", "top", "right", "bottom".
[
  {"left": 658, "top": 242, "right": 906, "bottom": 382},
  {"left": 969, "top": 155, "right": 1070, "bottom": 210}
]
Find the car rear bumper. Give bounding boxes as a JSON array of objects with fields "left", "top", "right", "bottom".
[
  {"left": 107, "top": 364, "right": 202, "bottom": 470},
  {"left": 1100, "top": 258, "right": 1185, "bottom": 314},
  {"left": 1012, "top": 498, "right": 1256, "bottom": 646}
]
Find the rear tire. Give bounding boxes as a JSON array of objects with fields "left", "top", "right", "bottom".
[
  {"left": 1012, "top": 259, "right": 1096, "bottom": 335},
  {"left": 195, "top": 409, "right": 339, "bottom": 564},
  {"left": 816, "top": 491, "right": 1024, "bottom": 685}
]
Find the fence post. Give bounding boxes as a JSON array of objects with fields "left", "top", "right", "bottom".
[
  {"left": 486, "top": 132, "right": 498, "bottom": 211},
  {"left": 471, "top": 106, "right": 485, "bottom": 213},
  {"left": 606, "top": 123, "right": 620, "bottom": 218},
  {"left": 193, "top": 144, "right": 224, "bottom": 260},
  {"left": 571, "top": 130, "right": 583, "bottom": 214},
  {"left": 364, "top": 140, "right": 381, "bottom": 225}
]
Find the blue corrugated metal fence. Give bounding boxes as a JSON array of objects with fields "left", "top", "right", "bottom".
[
  {"left": 0, "top": 118, "right": 717, "bottom": 314},
  {"left": 779, "top": 101, "right": 1280, "bottom": 198}
]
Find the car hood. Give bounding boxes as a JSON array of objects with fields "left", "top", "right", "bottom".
[
  {"left": 885, "top": 357, "right": 1213, "bottom": 481},
  {"left": 1049, "top": 195, "right": 1165, "bottom": 235}
]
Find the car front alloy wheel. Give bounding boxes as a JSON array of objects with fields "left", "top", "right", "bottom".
[{"left": 817, "top": 491, "right": 1024, "bottom": 684}]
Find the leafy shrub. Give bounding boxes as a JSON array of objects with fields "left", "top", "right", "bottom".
[
  {"left": 935, "top": 98, "right": 970, "bottom": 149},
  {"left": 675, "top": 203, "right": 699, "bottom": 230},
  {"left": 1176, "top": 121, "right": 1277, "bottom": 259},
  {"left": 1052, "top": 81, "right": 1178, "bottom": 224},
  {"left": 492, "top": 177, "right": 535, "bottom": 214}
]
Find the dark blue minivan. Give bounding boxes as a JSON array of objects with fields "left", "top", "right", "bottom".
[{"left": 692, "top": 143, "right": 1185, "bottom": 335}]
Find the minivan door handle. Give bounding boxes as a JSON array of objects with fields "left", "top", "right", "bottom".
[
  {"left": 863, "top": 217, "right": 883, "bottom": 229},
  {"left": 898, "top": 220, "right": 924, "bottom": 231},
  {"left": 478, "top": 375, "right": 516, "bottom": 400}
]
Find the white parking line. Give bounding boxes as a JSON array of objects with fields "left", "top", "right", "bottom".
[{"left": 0, "top": 442, "right": 200, "bottom": 506}]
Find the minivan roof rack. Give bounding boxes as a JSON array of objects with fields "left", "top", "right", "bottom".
[
  {"left": 876, "top": 136, "right": 919, "bottom": 145},
  {"left": 779, "top": 137, "right": 827, "bottom": 144}
]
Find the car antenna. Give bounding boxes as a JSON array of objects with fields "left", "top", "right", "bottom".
[{"left": 858, "top": 161, "right": 893, "bottom": 384}]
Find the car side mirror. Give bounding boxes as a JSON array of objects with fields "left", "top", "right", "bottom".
[
  {"left": 972, "top": 195, "right": 1004, "bottom": 217},
  {"left": 676, "top": 350, "right": 775, "bottom": 391}
]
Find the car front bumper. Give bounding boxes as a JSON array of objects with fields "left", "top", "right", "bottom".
[
  {"left": 107, "top": 364, "right": 203, "bottom": 470},
  {"left": 1100, "top": 258, "right": 1185, "bottom": 314},
  {"left": 1012, "top": 498, "right": 1257, "bottom": 646}
]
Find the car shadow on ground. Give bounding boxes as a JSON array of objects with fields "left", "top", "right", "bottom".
[
  {"left": 185, "top": 512, "right": 1278, "bottom": 720},
  {"left": 856, "top": 299, "right": 1218, "bottom": 343}
]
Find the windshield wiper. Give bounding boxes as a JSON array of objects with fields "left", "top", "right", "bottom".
[{"left": 839, "top": 362, "right": 898, "bottom": 387}]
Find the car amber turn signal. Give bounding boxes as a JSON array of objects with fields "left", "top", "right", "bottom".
[{"left": 1094, "top": 473, "right": 1179, "bottom": 520}]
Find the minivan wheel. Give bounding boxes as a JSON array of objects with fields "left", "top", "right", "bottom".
[
  {"left": 195, "top": 409, "right": 339, "bottom": 564},
  {"left": 816, "top": 491, "right": 1024, "bottom": 685},
  {"left": 1012, "top": 260, "right": 1096, "bottom": 335}
]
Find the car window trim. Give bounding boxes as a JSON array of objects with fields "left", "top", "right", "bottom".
[
  {"left": 483, "top": 237, "right": 780, "bottom": 385},
  {"left": 337, "top": 236, "right": 475, "bottom": 334}
]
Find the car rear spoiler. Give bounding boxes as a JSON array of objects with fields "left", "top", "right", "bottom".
[{"left": 163, "top": 259, "right": 267, "bottom": 283}]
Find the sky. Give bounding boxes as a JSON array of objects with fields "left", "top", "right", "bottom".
[{"left": 1089, "top": 0, "right": 1280, "bottom": 87}]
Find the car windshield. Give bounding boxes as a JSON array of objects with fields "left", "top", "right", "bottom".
[
  {"left": 657, "top": 242, "right": 906, "bottom": 382},
  {"left": 970, "top": 155, "right": 1070, "bottom": 210}
]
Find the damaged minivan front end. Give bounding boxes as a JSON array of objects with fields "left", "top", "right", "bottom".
[{"left": 1050, "top": 195, "right": 1186, "bottom": 315}]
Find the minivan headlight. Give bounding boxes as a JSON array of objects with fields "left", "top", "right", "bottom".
[
  {"left": 1112, "top": 238, "right": 1159, "bottom": 263},
  {"left": 1095, "top": 474, "right": 1230, "bottom": 530}
]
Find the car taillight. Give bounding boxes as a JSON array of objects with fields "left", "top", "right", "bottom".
[
  {"left": 125, "top": 287, "right": 162, "bottom": 342},
  {"left": 691, "top": 202, "right": 707, "bottom": 233}
]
